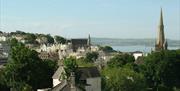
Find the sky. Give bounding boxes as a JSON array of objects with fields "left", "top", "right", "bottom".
[{"left": 0, "top": 0, "right": 180, "bottom": 40}]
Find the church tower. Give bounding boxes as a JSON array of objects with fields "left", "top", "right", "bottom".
[
  {"left": 155, "top": 8, "right": 168, "bottom": 51},
  {"left": 87, "top": 34, "right": 91, "bottom": 46}
]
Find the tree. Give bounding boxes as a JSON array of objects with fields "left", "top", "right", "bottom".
[
  {"left": 99, "top": 46, "right": 115, "bottom": 52},
  {"left": 25, "top": 33, "right": 37, "bottom": 44},
  {"left": 64, "top": 57, "right": 78, "bottom": 78},
  {"left": 46, "top": 34, "right": 54, "bottom": 44},
  {"left": 142, "top": 50, "right": 180, "bottom": 91},
  {"left": 1, "top": 40, "right": 57, "bottom": 90},
  {"left": 76, "top": 57, "right": 94, "bottom": 67},
  {"left": 102, "top": 67, "right": 146, "bottom": 91},
  {"left": 107, "top": 53, "right": 135, "bottom": 68},
  {"left": 85, "top": 52, "right": 99, "bottom": 63},
  {"left": 54, "top": 35, "right": 66, "bottom": 44}
]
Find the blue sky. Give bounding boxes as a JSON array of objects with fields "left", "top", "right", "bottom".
[{"left": 0, "top": 0, "right": 180, "bottom": 40}]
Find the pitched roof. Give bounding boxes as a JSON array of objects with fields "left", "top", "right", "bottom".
[{"left": 77, "top": 67, "right": 100, "bottom": 80}]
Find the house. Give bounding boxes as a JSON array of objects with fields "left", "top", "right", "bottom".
[
  {"left": 52, "top": 66, "right": 66, "bottom": 87},
  {"left": 12, "top": 34, "right": 26, "bottom": 43},
  {"left": 51, "top": 67, "right": 101, "bottom": 91},
  {"left": 77, "top": 67, "right": 101, "bottom": 91},
  {"left": 38, "top": 51, "right": 59, "bottom": 61},
  {"left": 132, "top": 51, "right": 143, "bottom": 60},
  {"left": 0, "top": 33, "right": 10, "bottom": 41},
  {"left": 36, "top": 36, "right": 48, "bottom": 44},
  {"left": 51, "top": 73, "right": 82, "bottom": 91}
]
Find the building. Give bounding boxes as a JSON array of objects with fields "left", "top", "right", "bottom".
[
  {"left": 38, "top": 51, "right": 59, "bottom": 61},
  {"left": 77, "top": 67, "right": 101, "bottom": 91},
  {"left": 51, "top": 73, "right": 82, "bottom": 91},
  {"left": 51, "top": 67, "right": 101, "bottom": 91},
  {"left": 132, "top": 51, "right": 143, "bottom": 60},
  {"left": 0, "top": 33, "right": 10, "bottom": 42},
  {"left": 52, "top": 66, "right": 66, "bottom": 87},
  {"left": 71, "top": 35, "right": 91, "bottom": 52},
  {"left": 155, "top": 8, "right": 168, "bottom": 51}
]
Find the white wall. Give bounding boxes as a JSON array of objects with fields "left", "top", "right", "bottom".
[
  {"left": 0, "top": 36, "right": 7, "bottom": 41},
  {"left": 133, "top": 53, "right": 143, "bottom": 60},
  {"left": 53, "top": 79, "right": 61, "bottom": 87}
]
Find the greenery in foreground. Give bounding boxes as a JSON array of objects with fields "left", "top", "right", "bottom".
[
  {"left": 0, "top": 39, "right": 58, "bottom": 91},
  {"left": 56, "top": 49, "right": 180, "bottom": 91},
  {"left": 101, "top": 50, "right": 180, "bottom": 91}
]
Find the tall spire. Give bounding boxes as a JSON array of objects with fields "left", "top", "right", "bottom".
[
  {"left": 159, "top": 8, "right": 164, "bottom": 26},
  {"left": 87, "top": 34, "right": 91, "bottom": 46},
  {"left": 155, "top": 8, "right": 167, "bottom": 51}
]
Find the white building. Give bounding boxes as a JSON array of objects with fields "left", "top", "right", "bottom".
[
  {"left": 132, "top": 51, "right": 143, "bottom": 60},
  {"left": 0, "top": 33, "right": 10, "bottom": 41}
]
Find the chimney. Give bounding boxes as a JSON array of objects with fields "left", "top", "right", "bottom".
[{"left": 70, "top": 72, "right": 76, "bottom": 91}]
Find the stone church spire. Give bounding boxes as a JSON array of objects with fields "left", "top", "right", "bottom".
[
  {"left": 160, "top": 8, "right": 164, "bottom": 26},
  {"left": 87, "top": 34, "right": 91, "bottom": 46},
  {"left": 155, "top": 8, "right": 167, "bottom": 51}
]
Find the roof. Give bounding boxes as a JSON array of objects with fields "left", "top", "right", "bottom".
[
  {"left": 77, "top": 67, "right": 100, "bottom": 80},
  {"left": 51, "top": 81, "right": 83, "bottom": 91},
  {"left": 52, "top": 66, "right": 65, "bottom": 79},
  {"left": 51, "top": 80, "right": 68, "bottom": 91},
  {"left": 71, "top": 39, "right": 88, "bottom": 45}
]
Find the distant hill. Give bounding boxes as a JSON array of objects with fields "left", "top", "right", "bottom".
[{"left": 91, "top": 38, "right": 180, "bottom": 47}]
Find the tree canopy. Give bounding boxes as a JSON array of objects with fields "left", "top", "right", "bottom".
[
  {"left": 102, "top": 67, "right": 146, "bottom": 91},
  {"left": 141, "top": 50, "right": 180, "bottom": 91},
  {"left": 99, "top": 46, "right": 115, "bottom": 52},
  {"left": 63, "top": 57, "right": 78, "bottom": 78},
  {"left": 107, "top": 53, "right": 135, "bottom": 68},
  {"left": 54, "top": 35, "right": 66, "bottom": 44},
  {"left": 0, "top": 39, "right": 57, "bottom": 90},
  {"left": 85, "top": 52, "right": 99, "bottom": 63}
]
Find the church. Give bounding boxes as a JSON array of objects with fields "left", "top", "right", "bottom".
[{"left": 155, "top": 8, "right": 168, "bottom": 51}]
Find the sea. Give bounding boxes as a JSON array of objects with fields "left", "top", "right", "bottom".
[
  {"left": 91, "top": 38, "right": 180, "bottom": 53},
  {"left": 111, "top": 45, "right": 179, "bottom": 53}
]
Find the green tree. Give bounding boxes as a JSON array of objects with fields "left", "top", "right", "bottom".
[
  {"left": 54, "top": 35, "right": 66, "bottom": 44},
  {"left": 142, "top": 50, "right": 180, "bottom": 91},
  {"left": 64, "top": 57, "right": 78, "bottom": 78},
  {"left": 102, "top": 67, "right": 146, "bottom": 91},
  {"left": 25, "top": 33, "right": 37, "bottom": 44},
  {"left": 46, "top": 34, "right": 54, "bottom": 44},
  {"left": 85, "top": 52, "right": 99, "bottom": 63},
  {"left": 107, "top": 53, "right": 135, "bottom": 68},
  {"left": 99, "top": 46, "right": 115, "bottom": 52},
  {"left": 76, "top": 57, "right": 94, "bottom": 67},
  {"left": 2, "top": 40, "right": 57, "bottom": 90}
]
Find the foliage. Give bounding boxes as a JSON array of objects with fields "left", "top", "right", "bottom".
[
  {"left": 54, "top": 35, "right": 66, "bottom": 44},
  {"left": 99, "top": 46, "right": 115, "bottom": 52},
  {"left": 76, "top": 57, "right": 94, "bottom": 67},
  {"left": 0, "top": 40, "right": 57, "bottom": 90},
  {"left": 102, "top": 67, "right": 146, "bottom": 91},
  {"left": 107, "top": 53, "right": 135, "bottom": 68},
  {"left": 25, "top": 33, "right": 37, "bottom": 44},
  {"left": 85, "top": 52, "right": 99, "bottom": 63},
  {"left": 46, "top": 34, "right": 54, "bottom": 44},
  {"left": 63, "top": 57, "right": 78, "bottom": 78},
  {"left": 10, "top": 38, "right": 18, "bottom": 48},
  {"left": 10, "top": 30, "right": 26, "bottom": 35},
  {"left": 141, "top": 50, "right": 180, "bottom": 91}
]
